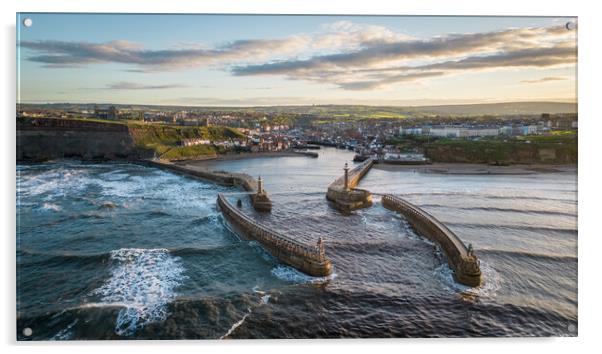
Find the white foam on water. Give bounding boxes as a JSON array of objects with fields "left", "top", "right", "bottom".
[
  {"left": 98, "top": 177, "right": 143, "bottom": 199},
  {"left": 399, "top": 218, "right": 428, "bottom": 243},
  {"left": 434, "top": 261, "right": 502, "bottom": 298},
  {"left": 220, "top": 287, "right": 271, "bottom": 339},
  {"left": 271, "top": 265, "right": 337, "bottom": 284},
  {"left": 90, "top": 248, "right": 187, "bottom": 336},
  {"left": 248, "top": 241, "right": 276, "bottom": 262},
  {"left": 251, "top": 285, "right": 264, "bottom": 295},
  {"left": 220, "top": 310, "right": 250, "bottom": 339},
  {"left": 252, "top": 286, "right": 271, "bottom": 304},
  {"left": 18, "top": 165, "right": 93, "bottom": 200},
  {"left": 71, "top": 302, "right": 133, "bottom": 310},
  {"left": 98, "top": 171, "right": 220, "bottom": 215},
  {"left": 39, "top": 202, "right": 62, "bottom": 212},
  {"left": 98, "top": 170, "right": 129, "bottom": 181},
  {"left": 51, "top": 319, "right": 79, "bottom": 341},
  {"left": 18, "top": 164, "right": 223, "bottom": 222},
  {"left": 260, "top": 294, "right": 271, "bottom": 305}
]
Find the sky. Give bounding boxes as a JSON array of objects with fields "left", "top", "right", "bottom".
[{"left": 16, "top": 14, "right": 577, "bottom": 106}]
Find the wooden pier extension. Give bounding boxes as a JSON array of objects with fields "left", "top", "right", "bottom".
[
  {"left": 382, "top": 194, "right": 482, "bottom": 287},
  {"left": 217, "top": 194, "right": 332, "bottom": 276}
]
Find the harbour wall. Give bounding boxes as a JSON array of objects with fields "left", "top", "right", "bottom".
[
  {"left": 293, "top": 150, "right": 319, "bottom": 158},
  {"left": 217, "top": 194, "right": 332, "bottom": 276},
  {"left": 326, "top": 159, "right": 374, "bottom": 213},
  {"left": 143, "top": 160, "right": 272, "bottom": 212},
  {"left": 381, "top": 194, "right": 482, "bottom": 287}
]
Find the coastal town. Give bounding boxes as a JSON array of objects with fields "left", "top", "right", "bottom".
[
  {"left": 17, "top": 103, "right": 578, "bottom": 164},
  {"left": 13, "top": 11, "right": 582, "bottom": 343}
]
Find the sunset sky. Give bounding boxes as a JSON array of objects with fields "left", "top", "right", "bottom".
[{"left": 17, "top": 14, "right": 577, "bottom": 106}]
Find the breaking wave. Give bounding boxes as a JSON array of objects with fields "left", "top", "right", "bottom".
[
  {"left": 271, "top": 265, "right": 337, "bottom": 284},
  {"left": 220, "top": 286, "right": 272, "bottom": 340},
  {"left": 90, "top": 248, "right": 187, "bottom": 336},
  {"left": 434, "top": 261, "right": 502, "bottom": 298},
  {"left": 39, "top": 203, "right": 62, "bottom": 212}
]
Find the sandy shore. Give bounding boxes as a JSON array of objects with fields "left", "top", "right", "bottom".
[{"left": 373, "top": 162, "right": 577, "bottom": 175}]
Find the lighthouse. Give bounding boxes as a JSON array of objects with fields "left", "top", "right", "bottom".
[
  {"left": 257, "top": 175, "right": 263, "bottom": 195},
  {"left": 343, "top": 163, "right": 350, "bottom": 191}
]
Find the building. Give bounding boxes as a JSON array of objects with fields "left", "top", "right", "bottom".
[
  {"left": 119, "top": 110, "right": 144, "bottom": 120},
  {"left": 180, "top": 138, "right": 211, "bottom": 147},
  {"left": 94, "top": 105, "right": 118, "bottom": 120},
  {"left": 521, "top": 125, "right": 539, "bottom": 136},
  {"left": 400, "top": 127, "right": 423, "bottom": 135},
  {"left": 428, "top": 127, "right": 462, "bottom": 138},
  {"left": 459, "top": 128, "right": 499, "bottom": 138},
  {"left": 173, "top": 111, "right": 188, "bottom": 120}
]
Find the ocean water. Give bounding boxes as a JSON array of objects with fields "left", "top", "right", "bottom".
[{"left": 16, "top": 148, "right": 577, "bottom": 339}]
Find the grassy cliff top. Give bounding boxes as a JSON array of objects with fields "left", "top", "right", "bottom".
[
  {"left": 127, "top": 122, "right": 243, "bottom": 145},
  {"left": 18, "top": 117, "right": 244, "bottom": 160}
]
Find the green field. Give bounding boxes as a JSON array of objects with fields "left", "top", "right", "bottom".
[
  {"left": 386, "top": 132, "right": 577, "bottom": 164},
  {"left": 159, "top": 144, "right": 219, "bottom": 160},
  {"left": 424, "top": 133, "right": 577, "bottom": 164},
  {"left": 127, "top": 123, "right": 243, "bottom": 159}
]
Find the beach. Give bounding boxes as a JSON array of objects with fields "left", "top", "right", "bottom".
[{"left": 373, "top": 162, "right": 576, "bottom": 175}]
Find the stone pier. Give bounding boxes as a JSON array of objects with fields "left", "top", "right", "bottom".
[
  {"left": 382, "top": 194, "right": 482, "bottom": 287},
  {"left": 143, "top": 159, "right": 272, "bottom": 212},
  {"left": 326, "top": 159, "right": 375, "bottom": 213},
  {"left": 217, "top": 193, "right": 332, "bottom": 276}
]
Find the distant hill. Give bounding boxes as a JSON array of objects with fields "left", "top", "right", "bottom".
[
  {"left": 248, "top": 102, "right": 577, "bottom": 116},
  {"left": 18, "top": 101, "right": 577, "bottom": 117},
  {"left": 404, "top": 102, "right": 577, "bottom": 116}
]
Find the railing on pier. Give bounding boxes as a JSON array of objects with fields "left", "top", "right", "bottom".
[
  {"left": 382, "top": 194, "right": 469, "bottom": 258},
  {"left": 217, "top": 193, "right": 326, "bottom": 262},
  {"left": 330, "top": 158, "right": 374, "bottom": 189},
  {"left": 382, "top": 193, "right": 481, "bottom": 286}
]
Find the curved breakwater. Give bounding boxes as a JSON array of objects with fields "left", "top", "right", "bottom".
[
  {"left": 142, "top": 159, "right": 272, "bottom": 211},
  {"left": 324, "top": 157, "right": 481, "bottom": 286},
  {"left": 146, "top": 159, "right": 331, "bottom": 277},
  {"left": 382, "top": 194, "right": 482, "bottom": 287},
  {"left": 217, "top": 194, "right": 332, "bottom": 276}
]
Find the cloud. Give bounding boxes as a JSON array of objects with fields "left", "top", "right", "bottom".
[
  {"left": 415, "top": 44, "right": 575, "bottom": 71},
  {"left": 339, "top": 71, "right": 447, "bottom": 90},
  {"left": 19, "top": 22, "right": 576, "bottom": 91},
  {"left": 107, "top": 82, "right": 188, "bottom": 90},
  {"left": 232, "top": 26, "right": 572, "bottom": 75},
  {"left": 163, "top": 95, "right": 575, "bottom": 107},
  {"left": 84, "top": 81, "right": 188, "bottom": 90},
  {"left": 332, "top": 44, "right": 575, "bottom": 90},
  {"left": 20, "top": 38, "right": 309, "bottom": 71},
  {"left": 232, "top": 25, "right": 575, "bottom": 90},
  {"left": 521, "top": 76, "right": 569, "bottom": 84},
  {"left": 18, "top": 22, "right": 408, "bottom": 71},
  {"left": 312, "top": 20, "right": 414, "bottom": 49},
  {"left": 242, "top": 86, "right": 281, "bottom": 90}
]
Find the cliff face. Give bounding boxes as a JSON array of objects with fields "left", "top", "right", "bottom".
[
  {"left": 424, "top": 140, "right": 577, "bottom": 164},
  {"left": 17, "top": 118, "right": 151, "bottom": 162},
  {"left": 16, "top": 117, "right": 243, "bottom": 162}
]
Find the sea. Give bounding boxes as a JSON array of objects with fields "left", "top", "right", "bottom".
[{"left": 16, "top": 147, "right": 577, "bottom": 339}]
